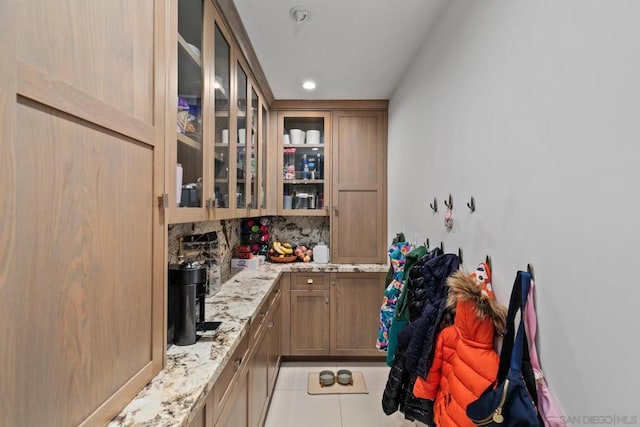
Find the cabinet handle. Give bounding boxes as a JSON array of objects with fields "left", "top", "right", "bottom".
[
  {"left": 267, "top": 321, "right": 274, "bottom": 329},
  {"left": 258, "top": 312, "right": 266, "bottom": 318},
  {"left": 158, "top": 193, "right": 169, "bottom": 209},
  {"left": 234, "top": 358, "right": 242, "bottom": 372},
  {"left": 306, "top": 278, "right": 313, "bottom": 285},
  {"left": 331, "top": 281, "right": 336, "bottom": 286},
  {"left": 325, "top": 297, "right": 329, "bottom": 304},
  {"left": 333, "top": 206, "right": 338, "bottom": 216}
]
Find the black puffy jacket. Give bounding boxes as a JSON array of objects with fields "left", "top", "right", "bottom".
[
  {"left": 404, "top": 253, "right": 460, "bottom": 378},
  {"left": 381, "top": 253, "right": 460, "bottom": 418}
]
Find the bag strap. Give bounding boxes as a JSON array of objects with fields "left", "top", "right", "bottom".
[
  {"left": 497, "top": 270, "right": 532, "bottom": 382},
  {"left": 523, "top": 278, "right": 542, "bottom": 373}
]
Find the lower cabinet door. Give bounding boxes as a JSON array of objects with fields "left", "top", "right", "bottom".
[
  {"left": 215, "top": 368, "right": 249, "bottom": 427},
  {"left": 267, "top": 297, "right": 282, "bottom": 391},
  {"left": 330, "top": 272, "right": 385, "bottom": 356},
  {"left": 290, "top": 289, "right": 330, "bottom": 355},
  {"left": 249, "top": 331, "right": 269, "bottom": 427}
]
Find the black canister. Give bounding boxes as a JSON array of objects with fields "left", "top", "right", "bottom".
[{"left": 168, "top": 262, "right": 207, "bottom": 346}]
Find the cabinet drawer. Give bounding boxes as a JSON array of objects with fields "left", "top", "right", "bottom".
[
  {"left": 212, "top": 333, "right": 249, "bottom": 421},
  {"left": 291, "top": 273, "right": 328, "bottom": 290}
]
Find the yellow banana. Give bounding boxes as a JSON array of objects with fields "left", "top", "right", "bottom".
[{"left": 273, "top": 241, "right": 286, "bottom": 255}]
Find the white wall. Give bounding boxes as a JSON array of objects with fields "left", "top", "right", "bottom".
[{"left": 388, "top": 0, "right": 640, "bottom": 417}]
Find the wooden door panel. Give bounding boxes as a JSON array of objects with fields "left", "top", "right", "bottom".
[
  {"left": 331, "top": 273, "right": 385, "bottom": 356},
  {"left": 10, "top": 99, "right": 154, "bottom": 426},
  {"left": 333, "top": 114, "right": 381, "bottom": 187},
  {"left": 290, "top": 290, "right": 330, "bottom": 355},
  {"left": 333, "top": 190, "right": 382, "bottom": 263},
  {"left": 17, "top": 0, "right": 155, "bottom": 124}
]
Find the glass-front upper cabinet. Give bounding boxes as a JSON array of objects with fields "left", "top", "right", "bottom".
[
  {"left": 235, "top": 64, "right": 248, "bottom": 211},
  {"left": 248, "top": 87, "right": 259, "bottom": 210},
  {"left": 168, "top": 0, "right": 271, "bottom": 223},
  {"left": 278, "top": 111, "right": 331, "bottom": 216},
  {"left": 213, "top": 23, "right": 231, "bottom": 211},
  {"left": 260, "top": 104, "right": 268, "bottom": 210},
  {"left": 176, "top": 0, "right": 204, "bottom": 210}
]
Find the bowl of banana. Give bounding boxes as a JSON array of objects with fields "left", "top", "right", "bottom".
[{"left": 268, "top": 241, "right": 297, "bottom": 263}]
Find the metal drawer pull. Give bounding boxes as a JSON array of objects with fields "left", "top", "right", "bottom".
[
  {"left": 267, "top": 321, "right": 274, "bottom": 329},
  {"left": 234, "top": 357, "right": 242, "bottom": 371},
  {"left": 306, "top": 278, "right": 313, "bottom": 284},
  {"left": 325, "top": 297, "right": 329, "bottom": 304}
]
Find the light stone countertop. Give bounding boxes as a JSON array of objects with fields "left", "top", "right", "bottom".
[{"left": 108, "top": 262, "right": 389, "bottom": 426}]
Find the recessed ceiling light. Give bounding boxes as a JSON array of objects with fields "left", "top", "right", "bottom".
[{"left": 302, "top": 80, "right": 316, "bottom": 90}]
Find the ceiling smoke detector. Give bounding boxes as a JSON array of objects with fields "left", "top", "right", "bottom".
[{"left": 290, "top": 6, "right": 310, "bottom": 24}]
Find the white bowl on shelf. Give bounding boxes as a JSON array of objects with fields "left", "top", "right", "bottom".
[
  {"left": 289, "top": 129, "right": 305, "bottom": 145},
  {"left": 306, "top": 130, "right": 320, "bottom": 145}
]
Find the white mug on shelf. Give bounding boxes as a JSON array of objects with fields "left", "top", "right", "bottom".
[{"left": 221, "top": 129, "right": 228, "bottom": 144}]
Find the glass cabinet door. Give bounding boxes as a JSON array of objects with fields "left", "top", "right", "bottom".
[
  {"left": 260, "top": 105, "right": 268, "bottom": 210},
  {"left": 280, "top": 112, "right": 330, "bottom": 215},
  {"left": 176, "top": 0, "right": 204, "bottom": 208},
  {"left": 236, "top": 64, "right": 248, "bottom": 210},
  {"left": 213, "top": 23, "right": 230, "bottom": 209},
  {"left": 248, "top": 87, "right": 259, "bottom": 209}
]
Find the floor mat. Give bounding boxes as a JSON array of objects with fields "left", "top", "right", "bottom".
[{"left": 307, "top": 371, "right": 369, "bottom": 395}]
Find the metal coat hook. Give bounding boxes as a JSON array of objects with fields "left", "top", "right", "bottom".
[
  {"left": 458, "top": 248, "right": 463, "bottom": 264},
  {"left": 527, "top": 263, "right": 535, "bottom": 280},
  {"left": 467, "top": 196, "right": 476, "bottom": 213},
  {"left": 426, "top": 238, "right": 430, "bottom": 248},
  {"left": 444, "top": 194, "right": 453, "bottom": 210},
  {"left": 429, "top": 197, "right": 438, "bottom": 213},
  {"left": 486, "top": 255, "right": 492, "bottom": 271},
  {"left": 440, "top": 241, "right": 444, "bottom": 252}
]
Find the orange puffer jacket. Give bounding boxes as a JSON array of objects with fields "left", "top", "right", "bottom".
[{"left": 413, "top": 271, "right": 506, "bottom": 427}]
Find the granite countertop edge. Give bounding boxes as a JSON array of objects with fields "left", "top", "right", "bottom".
[{"left": 108, "top": 262, "right": 389, "bottom": 426}]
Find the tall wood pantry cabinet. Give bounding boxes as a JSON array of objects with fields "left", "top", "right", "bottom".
[
  {"left": 1, "top": 0, "right": 166, "bottom": 425},
  {"left": 272, "top": 101, "right": 388, "bottom": 263}
]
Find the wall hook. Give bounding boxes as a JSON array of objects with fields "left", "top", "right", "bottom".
[
  {"left": 458, "top": 248, "right": 463, "bottom": 264},
  {"left": 429, "top": 197, "right": 438, "bottom": 213},
  {"left": 467, "top": 196, "right": 476, "bottom": 213},
  {"left": 440, "top": 241, "right": 444, "bottom": 252},
  {"left": 527, "top": 263, "right": 535, "bottom": 280},
  {"left": 486, "top": 255, "right": 492, "bottom": 271},
  {"left": 444, "top": 194, "right": 453, "bottom": 210},
  {"left": 426, "top": 237, "right": 430, "bottom": 248}
]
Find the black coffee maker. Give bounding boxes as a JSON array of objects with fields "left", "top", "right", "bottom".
[{"left": 168, "top": 262, "right": 220, "bottom": 346}]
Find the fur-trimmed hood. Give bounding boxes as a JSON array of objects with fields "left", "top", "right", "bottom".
[{"left": 446, "top": 270, "right": 507, "bottom": 336}]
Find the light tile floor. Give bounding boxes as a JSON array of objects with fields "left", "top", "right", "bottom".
[{"left": 264, "top": 360, "right": 420, "bottom": 427}]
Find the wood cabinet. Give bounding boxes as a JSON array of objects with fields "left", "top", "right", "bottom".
[
  {"left": 290, "top": 274, "right": 331, "bottom": 355},
  {"left": 330, "top": 272, "right": 386, "bottom": 356},
  {"left": 331, "top": 110, "right": 388, "bottom": 263},
  {"left": 272, "top": 101, "right": 388, "bottom": 262},
  {"left": 286, "top": 272, "right": 385, "bottom": 357},
  {"left": 267, "top": 294, "right": 282, "bottom": 392},
  {"left": 215, "top": 367, "right": 249, "bottom": 427},
  {"left": 168, "top": 0, "right": 270, "bottom": 224},
  {"left": 1, "top": 1, "right": 166, "bottom": 425}
]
